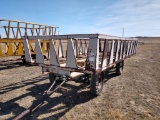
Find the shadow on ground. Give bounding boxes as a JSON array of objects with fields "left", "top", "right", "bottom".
[
  {"left": 0, "top": 61, "right": 35, "bottom": 71},
  {"left": 0, "top": 70, "right": 118, "bottom": 120}
]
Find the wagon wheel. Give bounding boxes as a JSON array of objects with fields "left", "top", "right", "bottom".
[
  {"left": 49, "top": 72, "right": 56, "bottom": 84},
  {"left": 116, "top": 60, "right": 124, "bottom": 75},
  {"left": 43, "top": 55, "right": 48, "bottom": 60},
  {"left": 21, "top": 55, "right": 26, "bottom": 63},
  {"left": 80, "top": 73, "right": 91, "bottom": 83},
  {"left": 90, "top": 74, "right": 104, "bottom": 96},
  {"left": 102, "top": 70, "right": 109, "bottom": 80},
  {"left": 22, "top": 58, "right": 26, "bottom": 63}
]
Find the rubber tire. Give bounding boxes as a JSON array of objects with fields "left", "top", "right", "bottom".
[
  {"left": 21, "top": 55, "right": 26, "bottom": 63},
  {"left": 43, "top": 55, "right": 48, "bottom": 60},
  {"left": 81, "top": 74, "right": 91, "bottom": 83},
  {"left": 22, "top": 58, "right": 26, "bottom": 63},
  {"left": 102, "top": 70, "right": 109, "bottom": 80},
  {"left": 90, "top": 74, "right": 104, "bottom": 96},
  {"left": 116, "top": 61, "right": 124, "bottom": 75},
  {"left": 49, "top": 73, "right": 56, "bottom": 84}
]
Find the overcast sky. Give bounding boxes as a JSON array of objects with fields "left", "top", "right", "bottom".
[{"left": 0, "top": 0, "right": 160, "bottom": 37}]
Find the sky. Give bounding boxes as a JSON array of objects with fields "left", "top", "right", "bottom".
[{"left": 0, "top": 0, "right": 160, "bottom": 37}]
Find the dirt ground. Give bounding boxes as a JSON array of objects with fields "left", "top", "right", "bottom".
[{"left": 0, "top": 40, "right": 160, "bottom": 120}]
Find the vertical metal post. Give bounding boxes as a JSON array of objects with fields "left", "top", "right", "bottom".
[
  {"left": 16, "top": 22, "right": 19, "bottom": 39},
  {"left": 25, "top": 23, "right": 28, "bottom": 36},
  {"left": 7, "top": 21, "right": 11, "bottom": 38},
  {"left": 32, "top": 24, "right": 35, "bottom": 36},
  {"left": 85, "top": 38, "right": 99, "bottom": 71}
]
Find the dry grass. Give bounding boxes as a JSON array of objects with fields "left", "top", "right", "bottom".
[
  {"left": 105, "top": 108, "right": 124, "bottom": 120},
  {"left": 0, "top": 39, "right": 160, "bottom": 120}
]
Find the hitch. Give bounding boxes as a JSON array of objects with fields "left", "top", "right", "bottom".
[{"left": 13, "top": 79, "right": 66, "bottom": 120}]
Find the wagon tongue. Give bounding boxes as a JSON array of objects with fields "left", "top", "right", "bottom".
[{"left": 13, "top": 79, "right": 66, "bottom": 120}]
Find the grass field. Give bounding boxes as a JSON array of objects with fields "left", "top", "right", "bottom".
[{"left": 0, "top": 39, "right": 160, "bottom": 120}]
